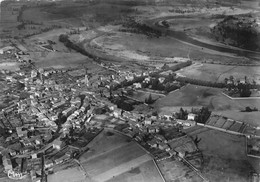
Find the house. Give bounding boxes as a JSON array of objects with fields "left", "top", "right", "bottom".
[
  {"left": 44, "top": 160, "right": 54, "bottom": 169},
  {"left": 175, "top": 147, "right": 186, "bottom": 158},
  {"left": 144, "top": 77, "right": 151, "bottom": 83},
  {"left": 9, "top": 150, "right": 17, "bottom": 157},
  {"left": 147, "top": 140, "right": 158, "bottom": 148},
  {"left": 31, "top": 153, "right": 37, "bottom": 159},
  {"left": 144, "top": 119, "right": 152, "bottom": 125},
  {"left": 177, "top": 119, "right": 196, "bottom": 127},
  {"left": 16, "top": 127, "right": 28, "bottom": 138},
  {"left": 155, "top": 134, "right": 167, "bottom": 143},
  {"left": 158, "top": 142, "right": 169, "bottom": 151},
  {"left": 52, "top": 139, "right": 63, "bottom": 150},
  {"left": 227, "top": 80, "right": 233, "bottom": 85},
  {"left": 31, "top": 70, "right": 38, "bottom": 78},
  {"left": 52, "top": 101, "right": 66, "bottom": 109},
  {"left": 148, "top": 127, "right": 156, "bottom": 133},
  {"left": 113, "top": 108, "right": 121, "bottom": 118},
  {"left": 22, "top": 139, "right": 32, "bottom": 147},
  {"left": 158, "top": 77, "right": 165, "bottom": 84},
  {"left": 133, "top": 83, "right": 142, "bottom": 89},
  {"left": 54, "top": 154, "right": 70, "bottom": 165},
  {"left": 35, "top": 138, "right": 42, "bottom": 145},
  {"left": 168, "top": 149, "right": 177, "bottom": 157},
  {"left": 125, "top": 75, "right": 134, "bottom": 81},
  {"left": 187, "top": 113, "right": 197, "bottom": 121}
]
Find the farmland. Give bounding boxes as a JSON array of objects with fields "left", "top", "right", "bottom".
[
  {"left": 154, "top": 84, "right": 243, "bottom": 113},
  {"left": 48, "top": 167, "right": 87, "bottom": 182},
  {"left": 154, "top": 84, "right": 260, "bottom": 127},
  {"left": 106, "top": 160, "right": 164, "bottom": 182},
  {"left": 176, "top": 63, "right": 260, "bottom": 84},
  {"left": 79, "top": 129, "right": 164, "bottom": 182},
  {"left": 185, "top": 127, "right": 254, "bottom": 182},
  {"left": 157, "top": 158, "right": 203, "bottom": 182}
]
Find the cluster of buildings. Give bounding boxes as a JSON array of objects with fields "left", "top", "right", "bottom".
[
  {"left": 0, "top": 43, "right": 31, "bottom": 64},
  {"left": 0, "top": 66, "right": 93, "bottom": 181},
  {"left": 0, "top": 55, "right": 203, "bottom": 180},
  {"left": 109, "top": 108, "right": 199, "bottom": 162}
]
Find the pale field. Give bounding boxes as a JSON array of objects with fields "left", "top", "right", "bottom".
[
  {"left": 78, "top": 130, "right": 164, "bottom": 182},
  {"left": 106, "top": 160, "right": 164, "bottom": 182},
  {"left": 32, "top": 52, "right": 91, "bottom": 69},
  {"left": 48, "top": 166, "right": 87, "bottom": 182},
  {"left": 0, "top": 62, "right": 20, "bottom": 71},
  {"left": 81, "top": 142, "right": 147, "bottom": 177},
  {"left": 85, "top": 29, "right": 249, "bottom": 64},
  {"left": 176, "top": 63, "right": 260, "bottom": 84},
  {"left": 79, "top": 130, "right": 132, "bottom": 162}
]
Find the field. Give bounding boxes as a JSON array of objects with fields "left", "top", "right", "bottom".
[
  {"left": 157, "top": 158, "right": 203, "bottom": 182},
  {"left": 213, "top": 110, "right": 260, "bottom": 127},
  {"left": 154, "top": 84, "right": 260, "bottom": 126},
  {"left": 86, "top": 29, "right": 249, "bottom": 65},
  {"left": 48, "top": 166, "right": 87, "bottom": 182},
  {"left": 106, "top": 160, "right": 164, "bottom": 182},
  {"left": 177, "top": 63, "right": 260, "bottom": 83},
  {"left": 21, "top": 3, "right": 137, "bottom": 28},
  {"left": 33, "top": 52, "right": 91, "bottom": 69},
  {"left": 0, "top": 62, "right": 21, "bottom": 71},
  {"left": 154, "top": 84, "right": 243, "bottom": 113},
  {"left": 185, "top": 127, "right": 255, "bottom": 182},
  {"left": 79, "top": 129, "right": 164, "bottom": 182}
]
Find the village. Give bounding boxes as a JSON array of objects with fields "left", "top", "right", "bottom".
[{"left": 0, "top": 43, "right": 259, "bottom": 182}]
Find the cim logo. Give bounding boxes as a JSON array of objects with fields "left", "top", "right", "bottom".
[{"left": 7, "top": 170, "right": 26, "bottom": 180}]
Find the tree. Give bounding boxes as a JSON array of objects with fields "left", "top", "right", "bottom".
[
  {"left": 145, "top": 94, "right": 154, "bottom": 104},
  {"left": 224, "top": 78, "right": 228, "bottom": 84},
  {"left": 229, "top": 75, "right": 234, "bottom": 83},
  {"left": 196, "top": 107, "right": 211, "bottom": 124}
]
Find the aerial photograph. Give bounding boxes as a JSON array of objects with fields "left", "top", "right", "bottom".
[{"left": 0, "top": 0, "right": 260, "bottom": 181}]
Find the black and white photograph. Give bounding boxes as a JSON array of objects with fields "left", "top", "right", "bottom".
[{"left": 0, "top": 0, "right": 260, "bottom": 181}]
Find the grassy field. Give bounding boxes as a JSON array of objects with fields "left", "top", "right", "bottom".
[
  {"left": 177, "top": 63, "right": 260, "bottom": 83},
  {"left": 89, "top": 30, "right": 248, "bottom": 64},
  {"left": 157, "top": 158, "right": 203, "bottom": 182},
  {"left": 154, "top": 84, "right": 260, "bottom": 126},
  {"left": 79, "top": 129, "right": 164, "bottom": 182},
  {"left": 185, "top": 127, "right": 254, "bottom": 182},
  {"left": 79, "top": 130, "right": 132, "bottom": 162},
  {"left": 48, "top": 166, "right": 87, "bottom": 182},
  {"left": 154, "top": 84, "right": 243, "bottom": 113},
  {"left": 106, "top": 160, "right": 165, "bottom": 182},
  {"left": 33, "top": 52, "right": 91, "bottom": 69}
]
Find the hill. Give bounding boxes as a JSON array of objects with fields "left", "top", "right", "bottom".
[{"left": 211, "top": 14, "right": 260, "bottom": 51}]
